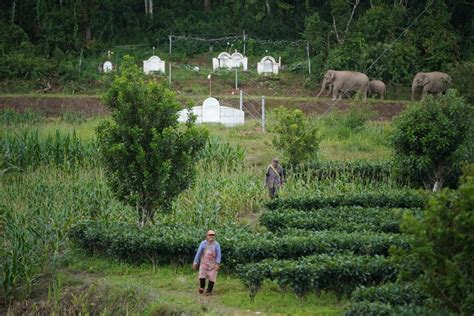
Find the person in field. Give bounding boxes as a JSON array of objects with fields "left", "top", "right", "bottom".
[
  {"left": 193, "top": 230, "right": 221, "bottom": 296},
  {"left": 265, "top": 158, "right": 285, "bottom": 198}
]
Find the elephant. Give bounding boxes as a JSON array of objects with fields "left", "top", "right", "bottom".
[
  {"left": 368, "top": 80, "right": 386, "bottom": 100},
  {"left": 317, "top": 70, "right": 369, "bottom": 101},
  {"left": 411, "top": 72, "right": 451, "bottom": 101}
]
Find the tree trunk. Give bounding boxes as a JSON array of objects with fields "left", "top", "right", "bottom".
[
  {"left": 204, "top": 0, "right": 211, "bottom": 12},
  {"left": 144, "top": 0, "right": 148, "bottom": 15},
  {"left": 149, "top": 0, "right": 153, "bottom": 15},
  {"left": 265, "top": 0, "right": 271, "bottom": 15},
  {"left": 10, "top": 0, "right": 17, "bottom": 23}
]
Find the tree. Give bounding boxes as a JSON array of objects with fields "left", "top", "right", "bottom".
[
  {"left": 396, "top": 165, "right": 474, "bottom": 314},
  {"left": 97, "top": 56, "right": 208, "bottom": 226},
  {"left": 391, "top": 90, "right": 473, "bottom": 191},
  {"left": 270, "top": 107, "right": 320, "bottom": 166}
]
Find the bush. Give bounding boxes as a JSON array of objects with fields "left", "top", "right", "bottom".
[
  {"left": 270, "top": 107, "right": 320, "bottom": 166},
  {"left": 394, "top": 165, "right": 474, "bottom": 314},
  {"left": 391, "top": 90, "right": 473, "bottom": 191},
  {"left": 238, "top": 254, "right": 397, "bottom": 299},
  {"left": 265, "top": 191, "right": 423, "bottom": 210},
  {"left": 260, "top": 207, "right": 419, "bottom": 234},
  {"left": 70, "top": 220, "right": 408, "bottom": 267},
  {"left": 352, "top": 283, "right": 427, "bottom": 306},
  {"left": 291, "top": 159, "right": 393, "bottom": 183},
  {"left": 449, "top": 61, "right": 474, "bottom": 104}
]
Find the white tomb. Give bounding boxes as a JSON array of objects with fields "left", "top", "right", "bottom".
[
  {"left": 178, "top": 97, "right": 245, "bottom": 127},
  {"left": 212, "top": 51, "right": 248, "bottom": 71},
  {"left": 103, "top": 61, "right": 113, "bottom": 73},
  {"left": 143, "top": 56, "right": 165, "bottom": 74},
  {"left": 257, "top": 56, "right": 281, "bottom": 75}
]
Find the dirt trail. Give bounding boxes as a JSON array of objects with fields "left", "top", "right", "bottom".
[{"left": 0, "top": 95, "right": 408, "bottom": 121}]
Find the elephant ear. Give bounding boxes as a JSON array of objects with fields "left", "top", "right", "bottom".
[{"left": 329, "top": 70, "right": 335, "bottom": 81}]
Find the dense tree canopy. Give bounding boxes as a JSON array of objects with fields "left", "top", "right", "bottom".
[{"left": 0, "top": 0, "right": 472, "bottom": 84}]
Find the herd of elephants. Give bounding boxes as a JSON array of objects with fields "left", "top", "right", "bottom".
[{"left": 315, "top": 70, "right": 451, "bottom": 101}]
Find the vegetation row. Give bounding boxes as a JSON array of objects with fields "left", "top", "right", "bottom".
[
  {"left": 260, "top": 207, "right": 421, "bottom": 234},
  {"left": 70, "top": 221, "right": 408, "bottom": 267},
  {"left": 265, "top": 191, "right": 423, "bottom": 210},
  {"left": 237, "top": 254, "right": 397, "bottom": 300}
]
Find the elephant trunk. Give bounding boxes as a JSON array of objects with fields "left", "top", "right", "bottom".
[{"left": 317, "top": 79, "right": 327, "bottom": 98}]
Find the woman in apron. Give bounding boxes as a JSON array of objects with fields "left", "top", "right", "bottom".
[{"left": 192, "top": 230, "right": 221, "bottom": 295}]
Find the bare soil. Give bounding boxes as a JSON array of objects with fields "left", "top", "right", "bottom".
[{"left": 0, "top": 95, "right": 408, "bottom": 121}]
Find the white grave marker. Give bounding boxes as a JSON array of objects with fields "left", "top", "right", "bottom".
[
  {"left": 213, "top": 51, "right": 248, "bottom": 71},
  {"left": 177, "top": 97, "right": 244, "bottom": 127},
  {"left": 257, "top": 56, "right": 281, "bottom": 75},
  {"left": 103, "top": 61, "right": 113, "bottom": 73},
  {"left": 143, "top": 56, "right": 165, "bottom": 74}
]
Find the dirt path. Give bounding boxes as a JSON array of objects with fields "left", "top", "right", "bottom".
[{"left": 0, "top": 94, "right": 408, "bottom": 121}]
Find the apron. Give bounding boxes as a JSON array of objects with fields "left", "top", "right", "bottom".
[{"left": 198, "top": 243, "right": 218, "bottom": 283}]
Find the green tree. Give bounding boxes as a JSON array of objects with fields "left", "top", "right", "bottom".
[
  {"left": 97, "top": 56, "right": 208, "bottom": 226},
  {"left": 271, "top": 107, "right": 320, "bottom": 166},
  {"left": 391, "top": 90, "right": 473, "bottom": 191},
  {"left": 396, "top": 165, "right": 474, "bottom": 314}
]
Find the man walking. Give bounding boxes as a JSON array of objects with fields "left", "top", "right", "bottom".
[{"left": 265, "top": 158, "right": 284, "bottom": 198}]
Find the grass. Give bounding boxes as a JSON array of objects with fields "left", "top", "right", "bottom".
[{"left": 53, "top": 250, "right": 348, "bottom": 315}]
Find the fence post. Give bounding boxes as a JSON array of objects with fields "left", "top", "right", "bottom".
[
  {"left": 168, "top": 35, "right": 172, "bottom": 85},
  {"left": 306, "top": 42, "right": 311, "bottom": 75},
  {"left": 239, "top": 90, "right": 243, "bottom": 111},
  {"left": 262, "top": 96, "right": 266, "bottom": 132}
]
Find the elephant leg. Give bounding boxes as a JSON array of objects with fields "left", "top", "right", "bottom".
[{"left": 332, "top": 86, "right": 338, "bottom": 101}]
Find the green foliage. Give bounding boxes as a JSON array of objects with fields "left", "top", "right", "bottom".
[
  {"left": 271, "top": 107, "right": 320, "bottom": 166},
  {"left": 345, "top": 302, "right": 456, "bottom": 316},
  {"left": 97, "top": 56, "right": 208, "bottom": 225},
  {"left": 70, "top": 220, "right": 408, "bottom": 268},
  {"left": 238, "top": 254, "right": 397, "bottom": 299},
  {"left": 260, "top": 207, "right": 418, "bottom": 234},
  {"left": 322, "top": 107, "right": 373, "bottom": 139},
  {"left": 0, "top": 109, "right": 45, "bottom": 125},
  {"left": 449, "top": 61, "right": 474, "bottom": 104},
  {"left": 198, "top": 137, "right": 247, "bottom": 170},
  {"left": 265, "top": 190, "right": 423, "bottom": 210},
  {"left": 0, "top": 165, "right": 131, "bottom": 303},
  {"left": 391, "top": 90, "right": 474, "bottom": 191},
  {"left": 351, "top": 283, "right": 427, "bottom": 306},
  {"left": 394, "top": 165, "right": 474, "bottom": 314},
  {"left": 292, "top": 159, "right": 393, "bottom": 183},
  {"left": 0, "top": 129, "right": 99, "bottom": 169}
]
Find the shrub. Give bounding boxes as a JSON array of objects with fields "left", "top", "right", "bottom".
[
  {"left": 238, "top": 254, "right": 397, "bottom": 299},
  {"left": 260, "top": 207, "right": 418, "bottom": 234},
  {"left": 270, "top": 107, "right": 320, "bottom": 166},
  {"left": 391, "top": 90, "right": 473, "bottom": 191},
  {"left": 394, "top": 165, "right": 474, "bottom": 314},
  {"left": 265, "top": 191, "right": 423, "bottom": 210},
  {"left": 70, "top": 220, "right": 408, "bottom": 267},
  {"left": 352, "top": 283, "right": 427, "bottom": 306}
]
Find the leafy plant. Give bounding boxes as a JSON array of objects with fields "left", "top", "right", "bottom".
[
  {"left": 391, "top": 90, "right": 473, "bottom": 191},
  {"left": 97, "top": 56, "right": 208, "bottom": 226},
  {"left": 270, "top": 107, "right": 320, "bottom": 166}
]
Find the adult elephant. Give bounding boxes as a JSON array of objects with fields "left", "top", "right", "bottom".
[
  {"left": 411, "top": 72, "right": 451, "bottom": 101},
  {"left": 317, "top": 70, "right": 369, "bottom": 101},
  {"left": 368, "top": 80, "right": 386, "bottom": 100}
]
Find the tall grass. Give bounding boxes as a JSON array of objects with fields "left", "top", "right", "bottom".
[
  {"left": 0, "top": 129, "right": 99, "bottom": 170},
  {"left": 0, "top": 166, "right": 133, "bottom": 303}
]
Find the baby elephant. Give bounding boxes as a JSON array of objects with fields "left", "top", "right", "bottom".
[{"left": 368, "top": 80, "right": 386, "bottom": 100}]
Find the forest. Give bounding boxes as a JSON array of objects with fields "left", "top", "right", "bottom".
[{"left": 0, "top": 0, "right": 473, "bottom": 92}]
